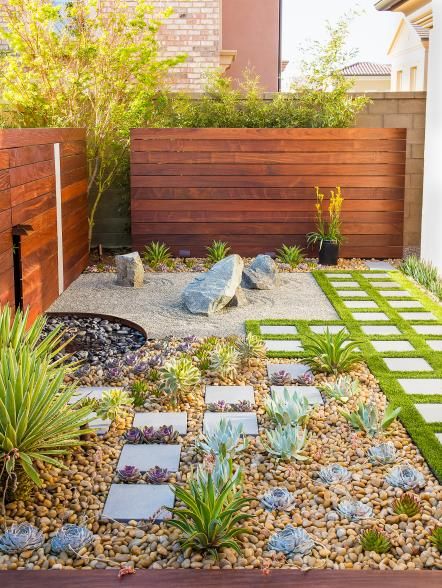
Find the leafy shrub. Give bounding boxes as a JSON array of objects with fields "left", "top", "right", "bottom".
[
  {"left": 159, "top": 357, "right": 201, "bottom": 404},
  {"left": 320, "top": 375, "right": 359, "bottom": 403},
  {"left": 275, "top": 245, "right": 304, "bottom": 268},
  {"left": 303, "top": 329, "right": 361, "bottom": 374},
  {"left": 400, "top": 255, "right": 442, "bottom": 301},
  {"left": 360, "top": 529, "right": 391, "bottom": 554},
  {"left": 206, "top": 240, "right": 230, "bottom": 265},
  {"left": 428, "top": 527, "right": 442, "bottom": 552},
  {"left": 130, "top": 380, "right": 149, "bottom": 408},
  {"left": 340, "top": 402, "right": 401, "bottom": 437},
  {"left": 235, "top": 333, "right": 266, "bottom": 362},
  {"left": 198, "top": 418, "right": 249, "bottom": 459},
  {"left": 209, "top": 342, "right": 240, "bottom": 378},
  {"left": 265, "top": 388, "right": 310, "bottom": 427},
  {"left": 392, "top": 493, "right": 421, "bottom": 517},
  {"left": 264, "top": 424, "right": 308, "bottom": 461},
  {"left": 95, "top": 389, "right": 133, "bottom": 421},
  {"left": 143, "top": 241, "right": 172, "bottom": 269}
]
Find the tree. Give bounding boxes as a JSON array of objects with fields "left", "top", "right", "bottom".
[{"left": 0, "top": 0, "right": 185, "bottom": 245}]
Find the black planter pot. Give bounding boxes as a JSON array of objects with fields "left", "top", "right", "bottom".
[{"left": 319, "top": 240, "right": 339, "bottom": 266}]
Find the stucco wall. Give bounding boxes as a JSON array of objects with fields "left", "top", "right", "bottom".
[{"left": 349, "top": 78, "right": 391, "bottom": 92}]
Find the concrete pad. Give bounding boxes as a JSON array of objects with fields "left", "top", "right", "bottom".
[
  {"left": 352, "top": 312, "right": 389, "bottom": 321},
  {"left": 365, "top": 260, "right": 395, "bottom": 270},
  {"left": 267, "top": 363, "right": 312, "bottom": 379},
  {"left": 379, "top": 290, "right": 411, "bottom": 297},
  {"left": 117, "top": 444, "right": 181, "bottom": 472},
  {"left": 342, "top": 300, "right": 379, "bottom": 309},
  {"left": 330, "top": 281, "right": 360, "bottom": 288},
  {"left": 132, "top": 412, "right": 187, "bottom": 435},
  {"left": 371, "top": 340, "right": 414, "bottom": 352},
  {"left": 205, "top": 385, "right": 255, "bottom": 404},
  {"left": 413, "top": 325, "right": 442, "bottom": 335},
  {"left": 336, "top": 290, "right": 369, "bottom": 298},
  {"left": 264, "top": 340, "right": 303, "bottom": 352},
  {"left": 362, "top": 273, "right": 390, "bottom": 278},
  {"left": 399, "top": 312, "right": 437, "bottom": 321},
  {"left": 324, "top": 273, "right": 353, "bottom": 278},
  {"left": 69, "top": 386, "right": 121, "bottom": 404},
  {"left": 203, "top": 412, "right": 258, "bottom": 435},
  {"left": 388, "top": 300, "right": 423, "bottom": 308},
  {"left": 415, "top": 403, "right": 442, "bottom": 423},
  {"left": 426, "top": 340, "right": 442, "bottom": 351},
  {"left": 260, "top": 325, "right": 297, "bottom": 335},
  {"left": 361, "top": 325, "right": 401, "bottom": 335},
  {"left": 102, "top": 484, "right": 175, "bottom": 522},
  {"left": 436, "top": 433, "right": 442, "bottom": 444},
  {"left": 383, "top": 358, "right": 432, "bottom": 372},
  {"left": 271, "top": 385, "right": 324, "bottom": 406},
  {"left": 310, "top": 325, "right": 348, "bottom": 334},
  {"left": 88, "top": 413, "right": 112, "bottom": 436},
  {"left": 398, "top": 378, "right": 442, "bottom": 395},
  {"left": 371, "top": 281, "right": 401, "bottom": 288}
]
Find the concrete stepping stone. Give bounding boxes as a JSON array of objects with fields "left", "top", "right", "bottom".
[
  {"left": 271, "top": 385, "right": 324, "bottom": 406},
  {"left": 264, "top": 340, "right": 303, "bottom": 352},
  {"left": 133, "top": 412, "right": 187, "bottom": 435},
  {"left": 325, "top": 273, "right": 352, "bottom": 279},
  {"left": 260, "top": 325, "right": 297, "bottom": 335},
  {"left": 436, "top": 433, "right": 442, "bottom": 444},
  {"left": 352, "top": 312, "right": 389, "bottom": 321},
  {"left": 267, "top": 363, "right": 311, "bottom": 379},
  {"left": 336, "top": 290, "right": 369, "bottom": 298},
  {"left": 69, "top": 386, "right": 121, "bottom": 404},
  {"left": 88, "top": 413, "right": 112, "bottom": 436},
  {"left": 362, "top": 273, "right": 390, "bottom": 278},
  {"left": 330, "top": 281, "right": 360, "bottom": 288},
  {"left": 205, "top": 385, "right": 255, "bottom": 404},
  {"left": 361, "top": 325, "right": 401, "bottom": 335},
  {"left": 310, "top": 325, "right": 348, "bottom": 334},
  {"left": 388, "top": 300, "right": 423, "bottom": 308},
  {"left": 383, "top": 358, "right": 432, "bottom": 372},
  {"left": 379, "top": 290, "right": 411, "bottom": 297},
  {"left": 343, "top": 300, "right": 378, "bottom": 309},
  {"left": 203, "top": 412, "right": 258, "bottom": 435},
  {"left": 371, "top": 340, "right": 414, "bottom": 352},
  {"left": 365, "top": 260, "right": 395, "bottom": 270},
  {"left": 415, "top": 403, "right": 442, "bottom": 423},
  {"left": 413, "top": 325, "right": 442, "bottom": 335},
  {"left": 371, "top": 281, "right": 400, "bottom": 288},
  {"left": 426, "top": 340, "right": 442, "bottom": 351},
  {"left": 399, "top": 312, "right": 437, "bottom": 321},
  {"left": 117, "top": 444, "right": 181, "bottom": 472},
  {"left": 398, "top": 378, "right": 442, "bottom": 395},
  {"left": 102, "top": 484, "right": 175, "bottom": 522}
]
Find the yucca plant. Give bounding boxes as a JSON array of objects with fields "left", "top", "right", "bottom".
[
  {"left": 143, "top": 241, "right": 172, "bottom": 269},
  {"left": 428, "top": 527, "right": 442, "bottom": 552},
  {"left": 209, "top": 342, "right": 240, "bottom": 378},
  {"left": 303, "top": 329, "right": 361, "bottom": 374},
  {"left": 360, "top": 529, "right": 391, "bottom": 554},
  {"left": 159, "top": 357, "right": 201, "bottom": 404},
  {"left": 167, "top": 471, "right": 252, "bottom": 556},
  {"left": 264, "top": 424, "right": 308, "bottom": 461},
  {"left": 276, "top": 244, "right": 304, "bottom": 268},
  {"left": 265, "top": 388, "right": 310, "bottom": 427},
  {"left": 340, "top": 402, "right": 401, "bottom": 437},
  {"left": 95, "top": 389, "right": 133, "bottom": 422},
  {"left": 206, "top": 240, "right": 230, "bottom": 265},
  {"left": 235, "top": 333, "right": 266, "bottom": 363},
  {"left": 392, "top": 493, "right": 421, "bottom": 517}
]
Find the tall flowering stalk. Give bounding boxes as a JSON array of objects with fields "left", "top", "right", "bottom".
[{"left": 307, "top": 186, "right": 344, "bottom": 248}]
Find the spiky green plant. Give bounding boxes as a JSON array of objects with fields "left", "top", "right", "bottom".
[
  {"left": 130, "top": 380, "right": 148, "bottom": 408},
  {"left": 428, "top": 527, "right": 442, "bottom": 552},
  {"left": 264, "top": 424, "right": 308, "bottom": 461},
  {"left": 303, "top": 329, "right": 361, "bottom": 374},
  {"left": 209, "top": 342, "right": 240, "bottom": 378},
  {"left": 198, "top": 418, "right": 249, "bottom": 459},
  {"left": 95, "top": 389, "right": 133, "bottom": 421},
  {"left": 167, "top": 471, "right": 252, "bottom": 556},
  {"left": 206, "top": 240, "right": 230, "bottom": 265},
  {"left": 392, "top": 493, "right": 421, "bottom": 517},
  {"left": 265, "top": 388, "right": 310, "bottom": 427},
  {"left": 276, "top": 244, "right": 304, "bottom": 268},
  {"left": 340, "top": 402, "right": 401, "bottom": 437},
  {"left": 360, "top": 529, "right": 391, "bottom": 554},
  {"left": 195, "top": 456, "right": 242, "bottom": 493},
  {"left": 320, "top": 375, "right": 359, "bottom": 403},
  {"left": 159, "top": 357, "right": 201, "bottom": 403},
  {"left": 194, "top": 339, "right": 218, "bottom": 373},
  {"left": 400, "top": 255, "right": 442, "bottom": 301},
  {"left": 143, "top": 241, "right": 172, "bottom": 269},
  {"left": 235, "top": 333, "right": 266, "bottom": 362}
]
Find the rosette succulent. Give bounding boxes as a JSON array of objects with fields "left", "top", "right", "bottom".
[
  {"left": 320, "top": 375, "right": 359, "bottom": 403},
  {"left": 264, "top": 424, "right": 308, "bottom": 461},
  {"left": 145, "top": 466, "right": 171, "bottom": 484},
  {"left": 235, "top": 333, "right": 266, "bottom": 362},
  {"left": 206, "top": 400, "right": 254, "bottom": 413},
  {"left": 336, "top": 499, "right": 373, "bottom": 521},
  {"left": 429, "top": 527, "right": 442, "bottom": 552},
  {"left": 0, "top": 523, "right": 44, "bottom": 554},
  {"left": 318, "top": 464, "right": 351, "bottom": 485},
  {"left": 96, "top": 389, "right": 133, "bottom": 421},
  {"left": 392, "top": 493, "right": 421, "bottom": 516},
  {"left": 117, "top": 465, "right": 141, "bottom": 482},
  {"left": 385, "top": 465, "right": 425, "bottom": 491},
  {"left": 142, "top": 425, "right": 179, "bottom": 444},
  {"left": 265, "top": 387, "right": 310, "bottom": 426},
  {"left": 51, "top": 524, "right": 94, "bottom": 556},
  {"left": 367, "top": 442, "right": 397, "bottom": 465},
  {"left": 270, "top": 370, "right": 293, "bottom": 386},
  {"left": 260, "top": 488, "right": 296, "bottom": 512},
  {"left": 124, "top": 426, "right": 144, "bottom": 444},
  {"left": 360, "top": 529, "right": 391, "bottom": 554},
  {"left": 209, "top": 343, "right": 240, "bottom": 378},
  {"left": 296, "top": 371, "right": 315, "bottom": 385},
  {"left": 159, "top": 357, "right": 201, "bottom": 403},
  {"left": 267, "top": 525, "right": 315, "bottom": 556},
  {"left": 198, "top": 418, "right": 249, "bottom": 459},
  {"left": 133, "top": 361, "right": 149, "bottom": 376},
  {"left": 124, "top": 353, "right": 138, "bottom": 367}
]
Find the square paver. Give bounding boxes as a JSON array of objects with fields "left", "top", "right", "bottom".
[
  {"left": 426, "top": 340, "right": 442, "bottom": 351},
  {"left": 361, "top": 325, "right": 401, "bottom": 335},
  {"left": 132, "top": 412, "right": 187, "bottom": 435},
  {"left": 436, "top": 433, "right": 442, "bottom": 444},
  {"left": 383, "top": 358, "right": 432, "bottom": 372},
  {"left": 69, "top": 386, "right": 121, "bottom": 404},
  {"left": 117, "top": 444, "right": 181, "bottom": 472},
  {"left": 260, "top": 325, "right": 297, "bottom": 335},
  {"left": 205, "top": 385, "right": 255, "bottom": 404},
  {"left": 398, "top": 378, "right": 442, "bottom": 395},
  {"left": 325, "top": 273, "right": 353, "bottom": 279},
  {"left": 362, "top": 273, "right": 390, "bottom": 279},
  {"left": 342, "top": 300, "right": 379, "bottom": 309},
  {"left": 102, "top": 484, "right": 175, "bottom": 522},
  {"left": 310, "top": 325, "right": 348, "bottom": 334},
  {"left": 271, "top": 385, "right": 324, "bottom": 406},
  {"left": 371, "top": 340, "right": 414, "bottom": 352},
  {"left": 415, "top": 404, "right": 442, "bottom": 423},
  {"left": 267, "top": 363, "right": 312, "bottom": 379},
  {"left": 399, "top": 312, "right": 437, "bottom": 321},
  {"left": 388, "top": 300, "right": 423, "bottom": 308},
  {"left": 371, "top": 281, "right": 400, "bottom": 288},
  {"left": 379, "top": 290, "right": 411, "bottom": 297},
  {"left": 336, "top": 290, "right": 369, "bottom": 298},
  {"left": 352, "top": 312, "right": 389, "bottom": 321},
  {"left": 88, "top": 413, "right": 112, "bottom": 436},
  {"left": 264, "top": 340, "right": 303, "bottom": 352},
  {"left": 365, "top": 260, "right": 395, "bottom": 271},
  {"left": 413, "top": 325, "right": 442, "bottom": 335},
  {"left": 203, "top": 412, "right": 258, "bottom": 435},
  {"left": 330, "top": 281, "right": 360, "bottom": 289}
]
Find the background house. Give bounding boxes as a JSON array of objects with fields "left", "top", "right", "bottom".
[
  {"left": 342, "top": 61, "right": 391, "bottom": 92},
  {"left": 387, "top": 17, "right": 430, "bottom": 90}
]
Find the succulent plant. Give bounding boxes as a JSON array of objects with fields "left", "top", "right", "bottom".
[
  {"left": 145, "top": 466, "right": 171, "bottom": 484},
  {"left": 385, "top": 464, "right": 425, "bottom": 491},
  {"left": 336, "top": 499, "right": 373, "bottom": 521},
  {"left": 265, "top": 387, "right": 310, "bottom": 427},
  {"left": 367, "top": 442, "right": 397, "bottom": 465},
  {"left": 264, "top": 424, "right": 308, "bottom": 461},
  {"left": 318, "top": 464, "right": 351, "bottom": 485},
  {"left": 123, "top": 353, "right": 138, "bottom": 367},
  {"left": 0, "top": 523, "right": 44, "bottom": 554},
  {"left": 148, "top": 354, "right": 164, "bottom": 368},
  {"left": 296, "top": 371, "right": 315, "bottom": 385},
  {"left": 209, "top": 343, "right": 240, "bottom": 378},
  {"left": 206, "top": 400, "right": 254, "bottom": 413},
  {"left": 105, "top": 366, "right": 122, "bottom": 381},
  {"left": 360, "top": 529, "right": 391, "bottom": 554},
  {"left": 159, "top": 357, "right": 201, "bottom": 403},
  {"left": 340, "top": 402, "right": 401, "bottom": 437},
  {"left": 428, "top": 527, "right": 442, "bottom": 552},
  {"left": 320, "top": 375, "right": 359, "bottom": 403},
  {"left": 267, "top": 525, "right": 315, "bottom": 556},
  {"left": 142, "top": 425, "right": 179, "bottom": 444},
  {"left": 176, "top": 341, "right": 193, "bottom": 354},
  {"left": 304, "top": 328, "right": 362, "bottom": 375},
  {"left": 260, "top": 488, "right": 296, "bottom": 512},
  {"left": 133, "top": 361, "right": 149, "bottom": 376},
  {"left": 392, "top": 493, "right": 421, "bottom": 516},
  {"left": 96, "top": 388, "right": 133, "bottom": 421},
  {"left": 235, "top": 333, "right": 266, "bottom": 362},
  {"left": 206, "top": 400, "right": 230, "bottom": 412},
  {"left": 124, "top": 426, "right": 144, "bottom": 444},
  {"left": 233, "top": 400, "right": 254, "bottom": 412},
  {"left": 196, "top": 455, "right": 242, "bottom": 493},
  {"left": 117, "top": 465, "right": 141, "bottom": 482},
  {"left": 130, "top": 380, "right": 148, "bottom": 408},
  {"left": 198, "top": 418, "right": 249, "bottom": 459},
  {"left": 51, "top": 524, "right": 94, "bottom": 555},
  {"left": 270, "top": 370, "right": 293, "bottom": 386}
]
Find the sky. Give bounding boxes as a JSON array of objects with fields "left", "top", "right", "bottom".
[{"left": 281, "top": 0, "right": 402, "bottom": 87}]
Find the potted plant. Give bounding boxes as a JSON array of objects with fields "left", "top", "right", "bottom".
[{"left": 307, "top": 186, "right": 344, "bottom": 265}]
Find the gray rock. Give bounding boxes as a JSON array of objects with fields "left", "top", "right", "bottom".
[
  {"left": 183, "top": 254, "right": 244, "bottom": 315},
  {"left": 115, "top": 252, "right": 144, "bottom": 288},
  {"left": 227, "top": 286, "right": 249, "bottom": 308},
  {"left": 242, "top": 255, "right": 277, "bottom": 290}
]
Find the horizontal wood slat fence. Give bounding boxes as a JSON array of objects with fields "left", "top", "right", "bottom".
[
  {"left": 131, "top": 128, "right": 406, "bottom": 258},
  {"left": 0, "top": 128, "right": 89, "bottom": 322}
]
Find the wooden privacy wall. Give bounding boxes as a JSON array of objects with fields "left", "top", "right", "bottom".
[
  {"left": 0, "top": 128, "right": 89, "bottom": 321},
  {"left": 131, "top": 128, "right": 406, "bottom": 258}
]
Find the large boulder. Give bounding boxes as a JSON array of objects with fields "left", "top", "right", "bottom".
[
  {"left": 183, "top": 254, "right": 244, "bottom": 315},
  {"left": 227, "top": 286, "right": 249, "bottom": 308},
  {"left": 115, "top": 252, "right": 144, "bottom": 287},
  {"left": 242, "top": 254, "right": 277, "bottom": 290}
]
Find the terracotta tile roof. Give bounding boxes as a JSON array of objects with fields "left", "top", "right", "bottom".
[
  {"left": 412, "top": 24, "right": 430, "bottom": 40},
  {"left": 341, "top": 62, "right": 391, "bottom": 77}
]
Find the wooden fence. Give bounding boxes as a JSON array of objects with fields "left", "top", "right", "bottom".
[
  {"left": 131, "top": 128, "right": 406, "bottom": 258},
  {"left": 0, "top": 128, "right": 89, "bottom": 321}
]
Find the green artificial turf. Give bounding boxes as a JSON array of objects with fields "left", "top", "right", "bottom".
[{"left": 246, "top": 270, "right": 442, "bottom": 481}]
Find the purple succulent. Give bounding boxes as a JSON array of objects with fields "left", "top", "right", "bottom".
[
  {"left": 145, "top": 466, "right": 170, "bottom": 484},
  {"left": 105, "top": 358, "right": 121, "bottom": 370},
  {"left": 133, "top": 361, "right": 149, "bottom": 375},
  {"left": 207, "top": 400, "right": 230, "bottom": 412},
  {"left": 124, "top": 427, "right": 144, "bottom": 444},
  {"left": 106, "top": 366, "right": 122, "bottom": 381},
  {"left": 142, "top": 425, "right": 178, "bottom": 443},
  {"left": 297, "top": 371, "right": 315, "bottom": 385},
  {"left": 176, "top": 342, "right": 192, "bottom": 353},
  {"left": 234, "top": 400, "right": 254, "bottom": 412},
  {"left": 184, "top": 336, "right": 198, "bottom": 344},
  {"left": 117, "top": 465, "right": 141, "bottom": 482},
  {"left": 124, "top": 353, "right": 138, "bottom": 367},
  {"left": 148, "top": 355, "right": 164, "bottom": 368},
  {"left": 270, "top": 370, "right": 293, "bottom": 386}
]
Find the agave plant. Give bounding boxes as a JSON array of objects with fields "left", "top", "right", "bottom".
[
  {"left": 117, "top": 465, "right": 141, "bottom": 482},
  {"left": 428, "top": 527, "right": 442, "bottom": 552},
  {"left": 318, "top": 464, "right": 351, "bottom": 485},
  {"left": 198, "top": 418, "right": 249, "bottom": 459},
  {"left": 270, "top": 370, "right": 293, "bottom": 386},
  {"left": 0, "top": 523, "right": 44, "bottom": 554},
  {"left": 95, "top": 389, "right": 133, "bottom": 422},
  {"left": 145, "top": 465, "right": 171, "bottom": 484},
  {"left": 336, "top": 499, "right": 373, "bottom": 521},
  {"left": 303, "top": 329, "right": 361, "bottom": 374},
  {"left": 209, "top": 343, "right": 240, "bottom": 379},
  {"left": 143, "top": 241, "right": 172, "bottom": 269},
  {"left": 264, "top": 424, "right": 308, "bottom": 461},
  {"left": 275, "top": 244, "right": 304, "bottom": 268},
  {"left": 265, "top": 388, "right": 310, "bottom": 427},
  {"left": 159, "top": 357, "right": 201, "bottom": 403},
  {"left": 267, "top": 525, "right": 314, "bottom": 556},
  {"left": 367, "top": 442, "right": 397, "bottom": 465},
  {"left": 195, "top": 456, "right": 242, "bottom": 493},
  {"left": 206, "top": 240, "right": 231, "bottom": 265},
  {"left": 340, "top": 402, "right": 401, "bottom": 437},
  {"left": 51, "top": 524, "right": 94, "bottom": 556},
  {"left": 260, "top": 488, "right": 296, "bottom": 512},
  {"left": 392, "top": 493, "right": 421, "bottom": 516},
  {"left": 360, "top": 529, "right": 391, "bottom": 554},
  {"left": 320, "top": 375, "right": 359, "bottom": 403},
  {"left": 235, "top": 333, "right": 266, "bottom": 362},
  {"left": 385, "top": 464, "right": 426, "bottom": 491}
]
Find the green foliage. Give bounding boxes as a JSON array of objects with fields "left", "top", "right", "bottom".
[
  {"left": 303, "top": 328, "right": 361, "bottom": 374},
  {"left": 400, "top": 255, "right": 442, "bottom": 301},
  {"left": 360, "top": 529, "right": 391, "bottom": 554},
  {"left": 340, "top": 402, "right": 401, "bottom": 437},
  {"left": 96, "top": 389, "right": 133, "bottom": 421},
  {"left": 264, "top": 424, "right": 308, "bottom": 461},
  {"left": 392, "top": 493, "right": 421, "bottom": 517},
  {"left": 206, "top": 240, "right": 231, "bottom": 265},
  {"left": 130, "top": 380, "right": 149, "bottom": 408},
  {"left": 143, "top": 242, "right": 172, "bottom": 269},
  {"left": 235, "top": 333, "right": 266, "bottom": 362},
  {"left": 195, "top": 456, "right": 242, "bottom": 493},
  {"left": 265, "top": 388, "right": 310, "bottom": 427},
  {"left": 428, "top": 527, "right": 442, "bottom": 552},
  {"left": 167, "top": 471, "right": 252, "bottom": 556},
  {"left": 159, "top": 357, "right": 201, "bottom": 403},
  {"left": 307, "top": 186, "right": 345, "bottom": 248},
  {"left": 198, "top": 418, "right": 249, "bottom": 459},
  {"left": 320, "top": 375, "right": 359, "bottom": 403},
  {"left": 209, "top": 342, "right": 240, "bottom": 378},
  {"left": 275, "top": 245, "right": 305, "bottom": 268}
]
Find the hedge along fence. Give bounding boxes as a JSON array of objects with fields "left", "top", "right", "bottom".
[
  {"left": 0, "top": 128, "right": 89, "bottom": 321},
  {"left": 131, "top": 127, "right": 406, "bottom": 258}
]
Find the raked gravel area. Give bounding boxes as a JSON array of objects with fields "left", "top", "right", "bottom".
[{"left": 49, "top": 272, "right": 338, "bottom": 338}]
